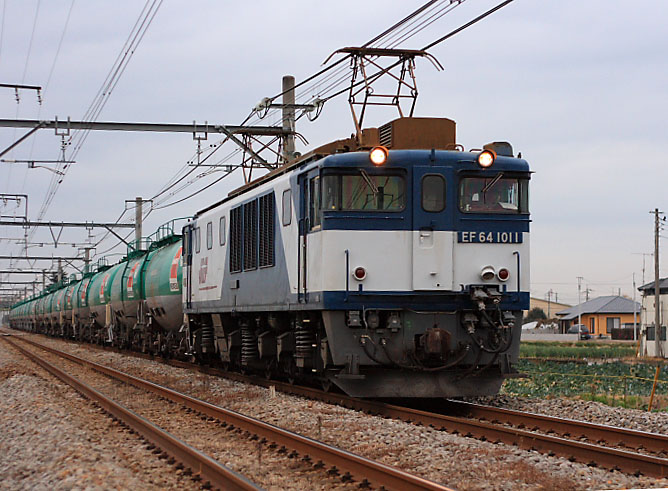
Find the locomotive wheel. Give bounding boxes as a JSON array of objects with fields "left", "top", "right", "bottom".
[{"left": 320, "top": 378, "right": 332, "bottom": 392}]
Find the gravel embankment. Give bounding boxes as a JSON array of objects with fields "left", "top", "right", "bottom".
[
  {"left": 19, "top": 332, "right": 668, "bottom": 491},
  {"left": 474, "top": 394, "right": 668, "bottom": 436},
  {"left": 14, "top": 339, "right": 358, "bottom": 490},
  {"left": 0, "top": 338, "right": 201, "bottom": 491}
]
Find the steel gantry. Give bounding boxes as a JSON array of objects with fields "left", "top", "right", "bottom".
[{"left": 0, "top": 118, "right": 296, "bottom": 183}]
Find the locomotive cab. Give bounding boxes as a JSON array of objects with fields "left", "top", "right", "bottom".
[{"left": 296, "top": 119, "right": 530, "bottom": 397}]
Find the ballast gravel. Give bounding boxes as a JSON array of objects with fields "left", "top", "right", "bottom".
[
  {"left": 0, "top": 338, "right": 201, "bottom": 491},
  {"left": 15, "top": 340, "right": 359, "bottom": 490},
  {"left": 474, "top": 394, "right": 668, "bottom": 436},
  {"left": 12, "top": 332, "right": 668, "bottom": 490}
]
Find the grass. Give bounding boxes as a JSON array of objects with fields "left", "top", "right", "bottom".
[
  {"left": 502, "top": 359, "right": 668, "bottom": 411},
  {"left": 520, "top": 341, "right": 636, "bottom": 359}
]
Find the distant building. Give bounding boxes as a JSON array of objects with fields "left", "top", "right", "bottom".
[
  {"left": 555, "top": 296, "right": 640, "bottom": 337},
  {"left": 527, "top": 297, "right": 571, "bottom": 319},
  {"left": 638, "top": 278, "right": 667, "bottom": 358}
]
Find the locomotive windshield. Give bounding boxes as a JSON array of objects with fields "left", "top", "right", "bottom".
[
  {"left": 459, "top": 175, "right": 528, "bottom": 213},
  {"left": 322, "top": 172, "right": 406, "bottom": 211}
]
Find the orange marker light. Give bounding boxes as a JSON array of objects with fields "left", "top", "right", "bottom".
[
  {"left": 369, "top": 146, "right": 388, "bottom": 166},
  {"left": 477, "top": 149, "right": 496, "bottom": 168}
]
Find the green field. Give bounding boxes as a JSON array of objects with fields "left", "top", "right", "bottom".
[
  {"left": 520, "top": 341, "right": 636, "bottom": 360},
  {"left": 502, "top": 359, "right": 667, "bottom": 411}
]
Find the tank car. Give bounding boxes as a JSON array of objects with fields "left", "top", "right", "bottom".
[
  {"left": 9, "top": 221, "right": 185, "bottom": 354},
  {"left": 182, "top": 117, "right": 531, "bottom": 398}
]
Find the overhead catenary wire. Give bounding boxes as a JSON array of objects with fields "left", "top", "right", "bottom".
[
  {"left": 6, "top": 1, "right": 163, "bottom": 273},
  {"left": 145, "top": 0, "right": 499, "bottom": 211},
  {"left": 33, "top": 0, "right": 164, "bottom": 227},
  {"left": 52, "top": 0, "right": 516, "bottom": 261},
  {"left": 22, "top": 0, "right": 76, "bottom": 194}
]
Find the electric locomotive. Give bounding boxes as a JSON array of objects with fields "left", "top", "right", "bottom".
[{"left": 182, "top": 116, "right": 530, "bottom": 397}]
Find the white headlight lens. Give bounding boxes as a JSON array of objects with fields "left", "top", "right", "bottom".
[
  {"left": 369, "top": 146, "right": 388, "bottom": 166},
  {"left": 477, "top": 150, "right": 496, "bottom": 168}
]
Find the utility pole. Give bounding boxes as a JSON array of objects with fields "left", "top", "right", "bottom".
[
  {"left": 84, "top": 247, "right": 91, "bottom": 274},
  {"left": 57, "top": 259, "right": 63, "bottom": 284},
  {"left": 577, "top": 276, "right": 583, "bottom": 328},
  {"left": 135, "top": 196, "right": 143, "bottom": 250},
  {"left": 546, "top": 289, "right": 553, "bottom": 318},
  {"left": 633, "top": 272, "right": 637, "bottom": 342},
  {"left": 282, "top": 75, "right": 296, "bottom": 162},
  {"left": 653, "top": 208, "right": 663, "bottom": 357}
]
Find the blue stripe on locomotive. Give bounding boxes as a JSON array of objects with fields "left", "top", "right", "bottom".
[
  {"left": 317, "top": 149, "right": 530, "bottom": 233},
  {"left": 187, "top": 148, "right": 531, "bottom": 315}
]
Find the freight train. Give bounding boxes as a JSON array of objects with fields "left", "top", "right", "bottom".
[{"left": 8, "top": 117, "right": 531, "bottom": 398}]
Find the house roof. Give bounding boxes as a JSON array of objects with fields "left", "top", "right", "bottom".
[
  {"left": 556, "top": 296, "right": 641, "bottom": 321},
  {"left": 638, "top": 278, "right": 668, "bottom": 295}
]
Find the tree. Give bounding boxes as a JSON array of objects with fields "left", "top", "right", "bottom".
[{"left": 526, "top": 307, "right": 547, "bottom": 322}]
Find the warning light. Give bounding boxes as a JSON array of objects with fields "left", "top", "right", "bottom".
[{"left": 369, "top": 146, "right": 388, "bottom": 166}]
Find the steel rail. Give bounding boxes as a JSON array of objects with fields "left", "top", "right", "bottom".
[
  {"left": 2, "top": 336, "right": 260, "bottom": 491},
  {"left": 443, "top": 399, "right": 668, "bottom": 456},
  {"left": 168, "top": 360, "right": 668, "bottom": 477},
  {"left": 16, "top": 336, "right": 452, "bottom": 491},
  {"left": 15, "top": 332, "right": 668, "bottom": 478}
]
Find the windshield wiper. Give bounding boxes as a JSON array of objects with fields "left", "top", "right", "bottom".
[
  {"left": 360, "top": 169, "right": 379, "bottom": 194},
  {"left": 481, "top": 172, "right": 504, "bottom": 193}
]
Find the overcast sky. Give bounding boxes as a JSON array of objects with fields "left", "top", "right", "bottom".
[{"left": 0, "top": 0, "right": 666, "bottom": 306}]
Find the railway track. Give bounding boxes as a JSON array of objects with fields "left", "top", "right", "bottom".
[
  {"left": 5, "top": 334, "right": 452, "bottom": 491},
  {"left": 10, "top": 331, "right": 668, "bottom": 479},
  {"left": 2, "top": 335, "right": 259, "bottom": 491}
]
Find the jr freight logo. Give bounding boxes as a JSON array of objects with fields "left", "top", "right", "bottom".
[
  {"left": 127, "top": 263, "right": 140, "bottom": 298},
  {"left": 198, "top": 256, "right": 208, "bottom": 285},
  {"left": 170, "top": 247, "right": 182, "bottom": 292}
]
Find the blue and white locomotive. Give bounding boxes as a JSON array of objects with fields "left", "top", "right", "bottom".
[{"left": 182, "top": 116, "right": 530, "bottom": 398}]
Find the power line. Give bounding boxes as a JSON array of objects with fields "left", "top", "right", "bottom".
[
  {"left": 33, "top": 0, "right": 164, "bottom": 230},
  {"left": 149, "top": 0, "right": 470, "bottom": 207},
  {"left": 20, "top": 0, "right": 41, "bottom": 85}
]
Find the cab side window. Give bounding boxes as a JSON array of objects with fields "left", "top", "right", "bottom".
[
  {"left": 309, "top": 176, "right": 321, "bottom": 230},
  {"left": 422, "top": 174, "right": 446, "bottom": 212}
]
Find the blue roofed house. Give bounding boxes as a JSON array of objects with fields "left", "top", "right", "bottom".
[{"left": 555, "top": 296, "right": 641, "bottom": 338}]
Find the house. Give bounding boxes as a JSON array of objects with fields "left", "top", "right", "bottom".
[
  {"left": 527, "top": 297, "right": 571, "bottom": 319},
  {"left": 638, "top": 278, "right": 667, "bottom": 358},
  {"left": 555, "top": 296, "right": 641, "bottom": 337}
]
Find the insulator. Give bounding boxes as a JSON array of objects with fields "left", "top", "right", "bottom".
[
  {"left": 295, "top": 326, "right": 316, "bottom": 358},
  {"left": 241, "top": 324, "right": 259, "bottom": 365}
]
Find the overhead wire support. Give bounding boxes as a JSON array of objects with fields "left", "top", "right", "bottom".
[
  {"left": 0, "top": 255, "right": 86, "bottom": 262},
  {"left": 0, "top": 83, "right": 42, "bottom": 104},
  {"left": 0, "top": 118, "right": 290, "bottom": 136},
  {"left": 0, "top": 220, "right": 134, "bottom": 228},
  {"left": 0, "top": 270, "right": 58, "bottom": 275}
]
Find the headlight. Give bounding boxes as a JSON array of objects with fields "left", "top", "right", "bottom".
[
  {"left": 369, "top": 146, "right": 388, "bottom": 166},
  {"left": 477, "top": 149, "right": 496, "bottom": 168}
]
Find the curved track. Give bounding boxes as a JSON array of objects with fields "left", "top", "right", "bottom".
[
  {"left": 7, "top": 334, "right": 452, "bottom": 491},
  {"left": 9, "top": 330, "right": 668, "bottom": 478},
  {"left": 2, "top": 335, "right": 259, "bottom": 491}
]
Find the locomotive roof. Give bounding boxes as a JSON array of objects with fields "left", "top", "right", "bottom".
[{"left": 193, "top": 116, "right": 529, "bottom": 218}]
